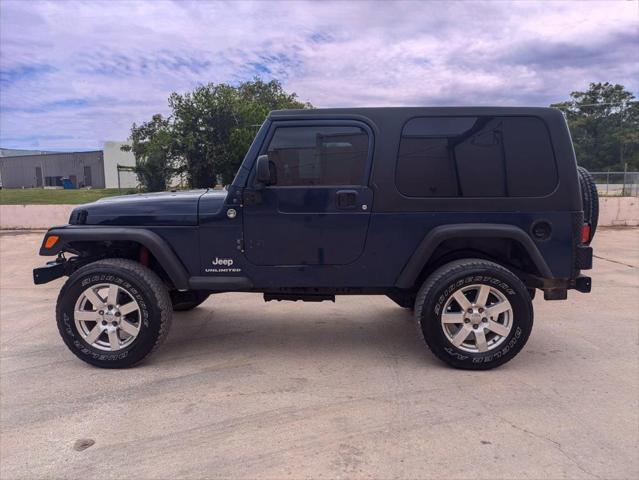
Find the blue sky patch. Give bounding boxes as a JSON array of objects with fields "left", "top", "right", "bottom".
[{"left": 0, "top": 1, "right": 636, "bottom": 150}]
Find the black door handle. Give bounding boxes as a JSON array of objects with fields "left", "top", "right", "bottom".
[{"left": 336, "top": 190, "right": 358, "bottom": 209}]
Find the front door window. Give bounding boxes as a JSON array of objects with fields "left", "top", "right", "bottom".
[{"left": 266, "top": 126, "right": 369, "bottom": 186}]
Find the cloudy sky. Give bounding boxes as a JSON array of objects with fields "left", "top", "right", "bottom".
[{"left": 1, "top": 0, "right": 637, "bottom": 151}]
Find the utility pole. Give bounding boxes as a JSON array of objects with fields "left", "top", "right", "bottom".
[{"left": 623, "top": 162, "right": 628, "bottom": 196}]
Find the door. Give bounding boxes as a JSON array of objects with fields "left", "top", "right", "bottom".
[
  {"left": 35, "top": 166, "right": 43, "bottom": 187},
  {"left": 83, "top": 166, "right": 92, "bottom": 187},
  {"left": 243, "top": 121, "right": 373, "bottom": 266}
]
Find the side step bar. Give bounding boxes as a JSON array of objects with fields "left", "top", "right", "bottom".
[{"left": 264, "top": 293, "right": 335, "bottom": 303}]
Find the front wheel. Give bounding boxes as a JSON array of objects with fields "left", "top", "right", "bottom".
[
  {"left": 56, "top": 258, "right": 172, "bottom": 368},
  {"left": 415, "top": 259, "right": 533, "bottom": 370}
]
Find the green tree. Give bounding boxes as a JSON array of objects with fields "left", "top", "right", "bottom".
[
  {"left": 169, "top": 78, "right": 310, "bottom": 187},
  {"left": 121, "top": 114, "right": 181, "bottom": 192},
  {"left": 551, "top": 82, "right": 638, "bottom": 170}
]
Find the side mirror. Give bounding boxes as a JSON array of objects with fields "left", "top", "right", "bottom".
[{"left": 255, "top": 154, "right": 275, "bottom": 186}]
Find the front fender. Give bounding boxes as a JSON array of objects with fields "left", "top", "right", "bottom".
[{"left": 39, "top": 226, "right": 190, "bottom": 290}]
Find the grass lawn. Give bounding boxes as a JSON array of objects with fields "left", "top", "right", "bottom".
[{"left": 0, "top": 188, "right": 138, "bottom": 205}]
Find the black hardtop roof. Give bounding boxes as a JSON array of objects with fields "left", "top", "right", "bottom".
[{"left": 270, "top": 106, "right": 562, "bottom": 120}]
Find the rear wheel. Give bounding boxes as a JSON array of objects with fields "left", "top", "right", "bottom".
[
  {"left": 56, "top": 258, "right": 172, "bottom": 368},
  {"left": 415, "top": 259, "right": 533, "bottom": 370}
]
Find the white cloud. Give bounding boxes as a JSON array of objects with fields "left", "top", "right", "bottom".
[{"left": 0, "top": 0, "right": 637, "bottom": 150}]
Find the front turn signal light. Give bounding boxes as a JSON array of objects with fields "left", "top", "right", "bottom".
[{"left": 44, "top": 235, "right": 60, "bottom": 249}]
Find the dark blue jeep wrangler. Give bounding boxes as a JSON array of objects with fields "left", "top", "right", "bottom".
[{"left": 34, "top": 107, "right": 596, "bottom": 370}]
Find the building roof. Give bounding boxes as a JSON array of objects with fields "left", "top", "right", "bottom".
[
  {"left": 0, "top": 148, "right": 57, "bottom": 157},
  {"left": 0, "top": 150, "right": 102, "bottom": 161}
]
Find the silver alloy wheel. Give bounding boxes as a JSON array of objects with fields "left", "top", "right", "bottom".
[
  {"left": 74, "top": 283, "right": 141, "bottom": 352},
  {"left": 440, "top": 284, "right": 513, "bottom": 353}
]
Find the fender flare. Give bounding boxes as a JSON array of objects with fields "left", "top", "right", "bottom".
[
  {"left": 40, "top": 226, "right": 190, "bottom": 290},
  {"left": 395, "top": 223, "right": 553, "bottom": 288}
]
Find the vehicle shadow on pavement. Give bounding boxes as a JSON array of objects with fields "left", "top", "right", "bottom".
[{"left": 154, "top": 300, "right": 437, "bottom": 367}]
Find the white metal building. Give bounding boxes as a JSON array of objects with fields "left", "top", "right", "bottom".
[
  {"left": 0, "top": 142, "right": 138, "bottom": 189},
  {"left": 0, "top": 150, "right": 105, "bottom": 188},
  {"left": 103, "top": 141, "right": 137, "bottom": 188}
]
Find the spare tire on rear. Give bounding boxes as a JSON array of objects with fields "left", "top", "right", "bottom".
[{"left": 577, "top": 166, "right": 599, "bottom": 245}]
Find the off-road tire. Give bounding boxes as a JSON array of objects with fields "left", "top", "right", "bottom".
[
  {"left": 577, "top": 166, "right": 599, "bottom": 244},
  {"left": 415, "top": 259, "right": 533, "bottom": 370},
  {"left": 170, "top": 290, "right": 210, "bottom": 311},
  {"left": 56, "top": 258, "right": 172, "bottom": 368}
]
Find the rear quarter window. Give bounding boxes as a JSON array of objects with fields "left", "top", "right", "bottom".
[
  {"left": 395, "top": 116, "right": 558, "bottom": 198},
  {"left": 502, "top": 117, "right": 558, "bottom": 197}
]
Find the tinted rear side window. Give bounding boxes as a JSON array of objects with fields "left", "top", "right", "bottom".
[
  {"left": 267, "top": 126, "right": 369, "bottom": 186},
  {"left": 502, "top": 117, "right": 558, "bottom": 196},
  {"left": 396, "top": 116, "right": 557, "bottom": 197}
]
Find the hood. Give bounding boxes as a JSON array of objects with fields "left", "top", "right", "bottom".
[{"left": 71, "top": 189, "right": 211, "bottom": 226}]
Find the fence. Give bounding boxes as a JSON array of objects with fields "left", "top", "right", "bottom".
[{"left": 590, "top": 171, "right": 638, "bottom": 197}]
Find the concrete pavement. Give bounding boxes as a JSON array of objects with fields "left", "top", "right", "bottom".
[{"left": 1, "top": 228, "right": 637, "bottom": 479}]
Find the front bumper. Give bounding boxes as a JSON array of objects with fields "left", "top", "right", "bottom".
[{"left": 33, "top": 258, "right": 67, "bottom": 285}]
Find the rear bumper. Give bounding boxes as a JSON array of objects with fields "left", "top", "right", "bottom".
[
  {"left": 541, "top": 275, "right": 591, "bottom": 300},
  {"left": 576, "top": 245, "right": 593, "bottom": 270},
  {"left": 539, "top": 243, "right": 592, "bottom": 299},
  {"left": 574, "top": 274, "right": 592, "bottom": 293},
  {"left": 523, "top": 271, "right": 592, "bottom": 300}
]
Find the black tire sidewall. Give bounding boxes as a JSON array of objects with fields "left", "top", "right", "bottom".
[
  {"left": 418, "top": 264, "right": 533, "bottom": 369},
  {"left": 577, "top": 166, "right": 599, "bottom": 244},
  {"left": 57, "top": 267, "right": 164, "bottom": 368},
  {"left": 577, "top": 167, "right": 592, "bottom": 221}
]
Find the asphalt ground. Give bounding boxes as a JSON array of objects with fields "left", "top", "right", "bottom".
[{"left": 1, "top": 228, "right": 637, "bottom": 479}]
